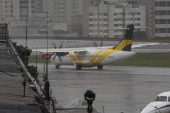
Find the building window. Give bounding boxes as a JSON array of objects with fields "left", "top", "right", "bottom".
[
  {"left": 167, "top": 19, "right": 170, "bottom": 24},
  {"left": 155, "top": 28, "right": 159, "bottom": 33},
  {"left": 159, "top": 28, "right": 166, "bottom": 33},
  {"left": 89, "top": 13, "right": 93, "bottom": 16},
  {"left": 167, "top": 28, "right": 170, "bottom": 33},
  {"left": 159, "top": 2, "right": 166, "bottom": 7},
  {"left": 167, "top": 2, "right": 170, "bottom": 6},
  {"left": 20, "top": 1, "right": 28, "bottom": 4},
  {"left": 136, "top": 18, "right": 140, "bottom": 21},
  {"left": 155, "top": 19, "right": 159, "bottom": 24},
  {"left": 159, "top": 10, "right": 166, "bottom": 15},
  {"left": 89, "top": 24, "right": 93, "bottom": 27},
  {"left": 167, "top": 11, "right": 170, "bottom": 15},
  {"left": 155, "top": 10, "right": 158, "bottom": 15},
  {"left": 155, "top": 2, "right": 159, "bottom": 7},
  {"left": 136, "top": 23, "right": 140, "bottom": 26},
  {"left": 136, "top": 12, "right": 140, "bottom": 15},
  {"left": 104, "top": 30, "right": 108, "bottom": 33},
  {"left": 159, "top": 19, "right": 166, "bottom": 24},
  {"left": 104, "top": 13, "right": 108, "bottom": 16},
  {"left": 104, "top": 24, "right": 108, "bottom": 27}
]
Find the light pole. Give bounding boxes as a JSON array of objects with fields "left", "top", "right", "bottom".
[
  {"left": 23, "top": 0, "right": 29, "bottom": 97},
  {"left": 46, "top": 12, "right": 49, "bottom": 82},
  {"left": 44, "top": 11, "right": 50, "bottom": 101},
  {"left": 25, "top": 0, "right": 28, "bottom": 65}
]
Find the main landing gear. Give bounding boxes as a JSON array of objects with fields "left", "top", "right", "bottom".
[
  {"left": 97, "top": 65, "right": 103, "bottom": 70},
  {"left": 55, "top": 65, "right": 60, "bottom": 69},
  {"left": 76, "top": 65, "right": 82, "bottom": 70}
]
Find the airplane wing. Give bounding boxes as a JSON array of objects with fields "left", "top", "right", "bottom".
[
  {"left": 93, "top": 43, "right": 159, "bottom": 49},
  {"left": 33, "top": 48, "right": 86, "bottom": 53},
  {"left": 32, "top": 43, "right": 159, "bottom": 53}
]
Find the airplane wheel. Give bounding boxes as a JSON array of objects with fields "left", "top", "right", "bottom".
[
  {"left": 97, "top": 65, "right": 103, "bottom": 70},
  {"left": 76, "top": 65, "right": 82, "bottom": 70},
  {"left": 56, "top": 65, "right": 60, "bottom": 69}
]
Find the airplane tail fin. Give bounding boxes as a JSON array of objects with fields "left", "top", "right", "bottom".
[{"left": 113, "top": 24, "right": 134, "bottom": 51}]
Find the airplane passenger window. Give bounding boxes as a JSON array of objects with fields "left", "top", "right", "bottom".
[{"left": 155, "top": 96, "right": 167, "bottom": 102}]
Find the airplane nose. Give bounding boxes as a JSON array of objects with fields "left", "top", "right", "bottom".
[{"left": 141, "top": 105, "right": 156, "bottom": 113}]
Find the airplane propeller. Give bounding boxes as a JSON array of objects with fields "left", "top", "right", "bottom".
[
  {"left": 52, "top": 42, "right": 64, "bottom": 61},
  {"left": 52, "top": 42, "right": 63, "bottom": 49},
  {"left": 93, "top": 42, "right": 98, "bottom": 47},
  {"left": 100, "top": 41, "right": 103, "bottom": 47},
  {"left": 93, "top": 41, "right": 103, "bottom": 47}
]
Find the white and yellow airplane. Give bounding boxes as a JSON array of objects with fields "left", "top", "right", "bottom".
[{"left": 34, "top": 24, "right": 158, "bottom": 70}]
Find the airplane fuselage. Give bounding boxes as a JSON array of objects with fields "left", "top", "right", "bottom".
[
  {"left": 51, "top": 47, "right": 136, "bottom": 67},
  {"left": 141, "top": 91, "right": 170, "bottom": 113}
]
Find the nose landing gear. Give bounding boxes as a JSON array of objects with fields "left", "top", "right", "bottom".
[
  {"left": 55, "top": 65, "right": 60, "bottom": 69},
  {"left": 76, "top": 65, "right": 82, "bottom": 70}
]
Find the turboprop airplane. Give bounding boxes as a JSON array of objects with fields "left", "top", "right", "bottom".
[
  {"left": 141, "top": 91, "right": 170, "bottom": 113},
  {"left": 34, "top": 24, "right": 158, "bottom": 70}
]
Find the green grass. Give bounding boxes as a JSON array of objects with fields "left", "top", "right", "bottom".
[
  {"left": 29, "top": 55, "right": 50, "bottom": 63},
  {"left": 116, "top": 53, "right": 170, "bottom": 67},
  {"left": 29, "top": 53, "right": 170, "bottom": 67}
]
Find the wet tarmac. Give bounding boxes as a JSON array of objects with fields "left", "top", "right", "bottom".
[
  {"left": 14, "top": 39, "right": 170, "bottom": 113},
  {"left": 36, "top": 64, "right": 170, "bottom": 113}
]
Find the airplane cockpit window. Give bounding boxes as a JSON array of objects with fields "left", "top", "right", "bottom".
[{"left": 155, "top": 96, "right": 167, "bottom": 102}]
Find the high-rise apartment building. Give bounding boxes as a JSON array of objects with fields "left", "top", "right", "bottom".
[
  {"left": 82, "top": 0, "right": 102, "bottom": 37},
  {"left": 35, "top": 0, "right": 43, "bottom": 13},
  {"left": 0, "top": 0, "right": 38, "bottom": 23},
  {"left": 0, "top": 0, "right": 19, "bottom": 23},
  {"left": 43, "top": 0, "right": 67, "bottom": 23},
  {"left": 20, "top": 0, "right": 36, "bottom": 21},
  {"left": 89, "top": 2, "right": 146, "bottom": 38},
  {"left": 42, "top": 0, "right": 83, "bottom": 36},
  {"left": 141, "top": 0, "right": 170, "bottom": 38},
  {"left": 42, "top": 0, "right": 102, "bottom": 37},
  {"left": 139, "top": 0, "right": 150, "bottom": 38},
  {"left": 149, "top": 0, "right": 170, "bottom": 38},
  {"left": 149, "top": 0, "right": 155, "bottom": 39}
]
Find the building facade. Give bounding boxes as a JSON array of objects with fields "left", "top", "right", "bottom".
[
  {"left": 149, "top": 0, "right": 170, "bottom": 38},
  {"left": 89, "top": 2, "right": 146, "bottom": 38},
  {"left": 0, "top": 0, "right": 20, "bottom": 24},
  {"left": 0, "top": 0, "right": 38, "bottom": 25}
]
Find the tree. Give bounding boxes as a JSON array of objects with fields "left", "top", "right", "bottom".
[{"left": 13, "top": 42, "right": 38, "bottom": 82}]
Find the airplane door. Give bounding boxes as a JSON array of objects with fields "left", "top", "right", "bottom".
[
  {"left": 103, "top": 51, "right": 108, "bottom": 63},
  {"left": 104, "top": 56, "right": 108, "bottom": 64}
]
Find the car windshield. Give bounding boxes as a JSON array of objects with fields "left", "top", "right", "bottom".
[{"left": 155, "top": 96, "right": 167, "bottom": 102}]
